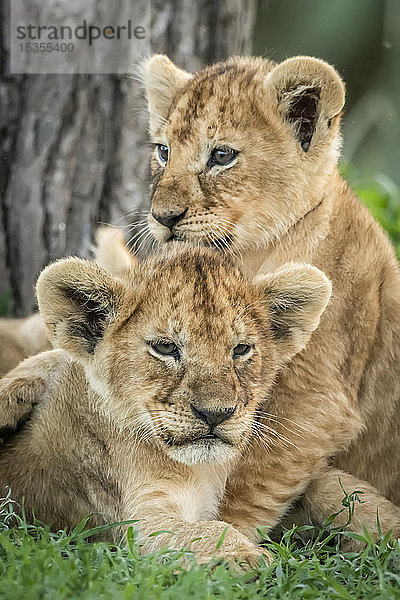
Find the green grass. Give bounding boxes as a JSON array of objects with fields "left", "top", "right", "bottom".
[{"left": 1, "top": 491, "right": 400, "bottom": 599}]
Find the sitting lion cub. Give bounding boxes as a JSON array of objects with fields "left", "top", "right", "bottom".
[
  {"left": 0, "top": 247, "right": 330, "bottom": 563},
  {"left": 71, "top": 56, "right": 400, "bottom": 543},
  {"left": 135, "top": 54, "right": 400, "bottom": 540}
]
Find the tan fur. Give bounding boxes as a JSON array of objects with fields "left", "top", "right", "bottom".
[
  {"left": 93, "top": 226, "right": 136, "bottom": 275},
  {"left": 0, "top": 313, "right": 50, "bottom": 378},
  {"left": 99, "top": 54, "right": 400, "bottom": 541},
  {"left": 0, "top": 228, "right": 133, "bottom": 431},
  {"left": 0, "top": 247, "right": 330, "bottom": 563},
  {"left": 141, "top": 54, "right": 400, "bottom": 541}
]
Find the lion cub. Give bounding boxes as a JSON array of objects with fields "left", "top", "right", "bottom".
[
  {"left": 76, "top": 56, "right": 400, "bottom": 543},
  {"left": 133, "top": 54, "right": 400, "bottom": 541},
  {"left": 0, "top": 246, "right": 330, "bottom": 563}
]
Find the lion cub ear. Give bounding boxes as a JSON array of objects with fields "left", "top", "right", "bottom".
[
  {"left": 264, "top": 56, "right": 345, "bottom": 153},
  {"left": 142, "top": 54, "right": 192, "bottom": 136},
  {"left": 255, "top": 264, "right": 332, "bottom": 363},
  {"left": 36, "top": 259, "right": 127, "bottom": 359}
]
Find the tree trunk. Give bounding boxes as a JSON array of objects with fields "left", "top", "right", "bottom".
[{"left": 0, "top": 0, "right": 256, "bottom": 316}]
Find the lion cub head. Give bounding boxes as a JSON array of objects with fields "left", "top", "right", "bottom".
[
  {"left": 36, "top": 247, "right": 331, "bottom": 465},
  {"left": 142, "top": 55, "right": 345, "bottom": 251}
]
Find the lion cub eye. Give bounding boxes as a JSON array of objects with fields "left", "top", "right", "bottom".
[
  {"left": 233, "top": 344, "right": 252, "bottom": 358},
  {"left": 150, "top": 340, "right": 180, "bottom": 360},
  {"left": 157, "top": 144, "right": 169, "bottom": 163},
  {"left": 208, "top": 147, "right": 238, "bottom": 168}
]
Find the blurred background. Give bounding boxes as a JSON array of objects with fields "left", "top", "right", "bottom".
[{"left": 0, "top": 0, "right": 399, "bottom": 316}]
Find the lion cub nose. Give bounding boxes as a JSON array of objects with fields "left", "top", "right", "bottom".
[
  {"left": 152, "top": 208, "right": 187, "bottom": 230},
  {"left": 190, "top": 404, "right": 236, "bottom": 427}
]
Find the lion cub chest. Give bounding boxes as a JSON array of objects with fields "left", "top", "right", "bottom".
[
  {"left": 122, "top": 457, "right": 230, "bottom": 524},
  {"left": 170, "top": 463, "right": 230, "bottom": 523}
]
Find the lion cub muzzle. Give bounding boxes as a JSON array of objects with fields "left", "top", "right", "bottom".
[
  {"left": 190, "top": 403, "right": 236, "bottom": 428},
  {"left": 151, "top": 208, "right": 188, "bottom": 232}
]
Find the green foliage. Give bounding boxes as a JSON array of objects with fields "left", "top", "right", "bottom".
[
  {"left": 1, "top": 491, "right": 400, "bottom": 600},
  {"left": 343, "top": 167, "right": 400, "bottom": 259}
]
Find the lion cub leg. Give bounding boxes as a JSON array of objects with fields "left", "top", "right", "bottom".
[
  {"left": 0, "top": 349, "right": 69, "bottom": 443},
  {"left": 122, "top": 482, "right": 271, "bottom": 567},
  {"left": 303, "top": 467, "right": 400, "bottom": 547}
]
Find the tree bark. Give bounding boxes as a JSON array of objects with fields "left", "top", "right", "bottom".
[{"left": 0, "top": 0, "right": 256, "bottom": 316}]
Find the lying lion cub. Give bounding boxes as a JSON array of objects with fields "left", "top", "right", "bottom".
[{"left": 0, "top": 247, "right": 330, "bottom": 562}]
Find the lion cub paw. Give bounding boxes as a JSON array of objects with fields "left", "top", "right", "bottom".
[
  {"left": 199, "top": 545, "right": 271, "bottom": 569},
  {"left": 0, "top": 375, "right": 45, "bottom": 443},
  {"left": 196, "top": 530, "right": 272, "bottom": 569}
]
